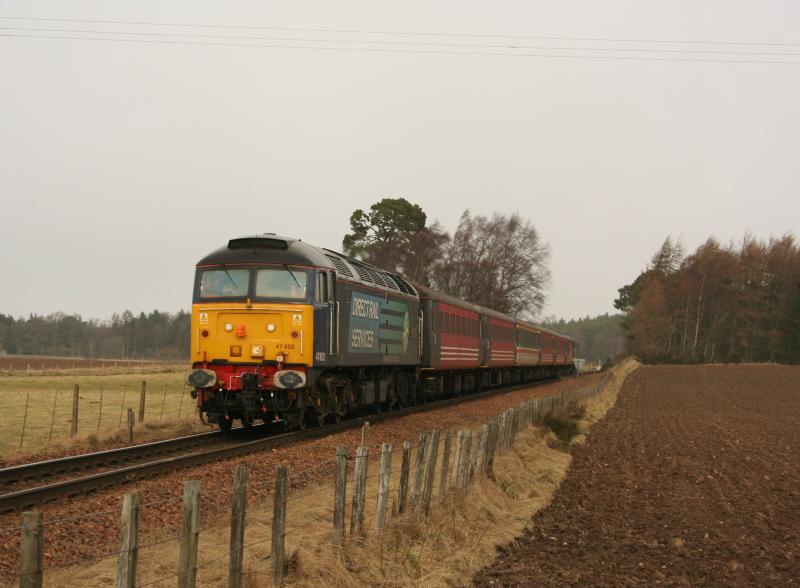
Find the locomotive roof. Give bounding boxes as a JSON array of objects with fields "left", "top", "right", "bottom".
[
  {"left": 196, "top": 234, "right": 418, "bottom": 297},
  {"left": 196, "top": 234, "right": 332, "bottom": 267}
]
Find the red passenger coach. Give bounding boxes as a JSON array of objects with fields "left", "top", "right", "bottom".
[
  {"left": 416, "top": 283, "right": 576, "bottom": 396},
  {"left": 486, "top": 316, "right": 515, "bottom": 367},
  {"left": 438, "top": 303, "right": 481, "bottom": 369},
  {"left": 539, "top": 331, "right": 556, "bottom": 365},
  {"left": 418, "top": 284, "right": 483, "bottom": 371},
  {"left": 515, "top": 323, "right": 541, "bottom": 366}
]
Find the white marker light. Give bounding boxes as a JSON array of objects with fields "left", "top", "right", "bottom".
[
  {"left": 224, "top": 323, "right": 234, "bottom": 332},
  {"left": 267, "top": 323, "right": 276, "bottom": 333},
  {"left": 276, "top": 354, "right": 285, "bottom": 363}
]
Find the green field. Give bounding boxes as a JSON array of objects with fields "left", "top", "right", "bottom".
[{"left": 0, "top": 369, "right": 200, "bottom": 459}]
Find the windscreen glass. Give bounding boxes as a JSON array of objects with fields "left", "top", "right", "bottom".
[
  {"left": 199, "top": 269, "right": 250, "bottom": 298},
  {"left": 256, "top": 269, "right": 308, "bottom": 300}
]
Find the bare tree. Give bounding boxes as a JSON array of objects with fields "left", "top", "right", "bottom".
[
  {"left": 435, "top": 211, "right": 550, "bottom": 319},
  {"left": 399, "top": 221, "right": 449, "bottom": 286}
]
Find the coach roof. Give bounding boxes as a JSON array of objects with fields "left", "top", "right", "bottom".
[{"left": 414, "top": 283, "right": 515, "bottom": 323}]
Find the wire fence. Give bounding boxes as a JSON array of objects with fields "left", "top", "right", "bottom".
[
  {"left": 1, "top": 359, "right": 183, "bottom": 378},
  {"left": 4, "top": 380, "right": 198, "bottom": 455},
  {"left": 9, "top": 372, "right": 614, "bottom": 587}
]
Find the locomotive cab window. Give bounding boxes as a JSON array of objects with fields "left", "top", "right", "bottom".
[
  {"left": 255, "top": 268, "right": 308, "bottom": 300},
  {"left": 199, "top": 269, "right": 250, "bottom": 299}
]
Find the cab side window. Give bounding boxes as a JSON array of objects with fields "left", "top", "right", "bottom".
[{"left": 315, "top": 272, "right": 328, "bottom": 303}]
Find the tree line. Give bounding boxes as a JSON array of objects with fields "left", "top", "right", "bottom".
[
  {"left": 542, "top": 313, "right": 626, "bottom": 363},
  {"left": 0, "top": 310, "right": 191, "bottom": 360},
  {"left": 615, "top": 235, "right": 800, "bottom": 363}
]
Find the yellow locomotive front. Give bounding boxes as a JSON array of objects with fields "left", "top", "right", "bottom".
[{"left": 186, "top": 236, "right": 320, "bottom": 430}]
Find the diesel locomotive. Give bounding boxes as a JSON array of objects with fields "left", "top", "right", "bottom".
[{"left": 186, "top": 234, "right": 576, "bottom": 430}]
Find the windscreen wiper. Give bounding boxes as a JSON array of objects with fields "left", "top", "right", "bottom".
[
  {"left": 223, "top": 267, "right": 239, "bottom": 289},
  {"left": 285, "top": 265, "right": 302, "bottom": 288}
]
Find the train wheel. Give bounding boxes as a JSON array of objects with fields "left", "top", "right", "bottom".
[
  {"left": 219, "top": 417, "right": 233, "bottom": 433},
  {"left": 394, "top": 373, "right": 412, "bottom": 408},
  {"left": 284, "top": 407, "right": 307, "bottom": 430}
]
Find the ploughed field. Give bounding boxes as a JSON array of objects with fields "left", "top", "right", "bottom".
[{"left": 475, "top": 364, "right": 800, "bottom": 586}]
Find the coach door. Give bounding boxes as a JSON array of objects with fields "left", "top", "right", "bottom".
[{"left": 479, "top": 314, "right": 490, "bottom": 367}]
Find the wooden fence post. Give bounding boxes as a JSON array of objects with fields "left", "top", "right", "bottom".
[
  {"left": 495, "top": 413, "right": 505, "bottom": 452},
  {"left": 178, "top": 481, "right": 201, "bottom": 588},
  {"left": 375, "top": 443, "right": 392, "bottom": 530},
  {"left": 138, "top": 381, "right": 146, "bottom": 423},
  {"left": 421, "top": 430, "right": 440, "bottom": 516},
  {"left": 271, "top": 465, "right": 288, "bottom": 586},
  {"left": 504, "top": 409, "right": 513, "bottom": 448},
  {"left": 20, "top": 511, "right": 43, "bottom": 588},
  {"left": 398, "top": 441, "right": 411, "bottom": 514},
  {"left": 19, "top": 391, "right": 30, "bottom": 450},
  {"left": 511, "top": 407, "right": 519, "bottom": 445},
  {"left": 474, "top": 425, "right": 489, "bottom": 475},
  {"left": 410, "top": 432, "right": 429, "bottom": 508},
  {"left": 70, "top": 384, "right": 79, "bottom": 437},
  {"left": 361, "top": 422, "right": 370, "bottom": 448},
  {"left": 350, "top": 446, "right": 368, "bottom": 540},
  {"left": 438, "top": 431, "right": 452, "bottom": 503},
  {"left": 229, "top": 465, "right": 247, "bottom": 588},
  {"left": 332, "top": 446, "right": 347, "bottom": 547},
  {"left": 127, "top": 409, "right": 135, "bottom": 443},
  {"left": 116, "top": 493, "right": 140, "bottom": 588},
  {"left": 458, "top": 432, "right": 472, "bottom": 489},
  {"left": 451, "top": 431, "right": 464, "bottom": 484}
]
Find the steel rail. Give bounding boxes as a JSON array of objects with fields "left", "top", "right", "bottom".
[
  {"left": 0, "top": 426, "right": 269, "bottom": 488},
  {"left": 0, "top": 376, "right": 562, "bottom": 512}
]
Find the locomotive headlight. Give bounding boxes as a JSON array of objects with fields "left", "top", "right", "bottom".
[
  {"left": 267, "top": 323, "right": 276, "bottom": 333},
  {"left": 251, "top": 344, "right": 264, "bottom": 358},
  {"left": 224, "top": 323, "right": 234, "bottom": 332}
]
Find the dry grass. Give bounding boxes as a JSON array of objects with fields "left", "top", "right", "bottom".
[
  {"left": 43, "top": 361, "right": 639, "bottom": 587},
  {"left": 572, "top": 357, "right": 640, "bottom": 446},
  {"left": 0, "top": 370, "right": 202, "bottom": 460}
]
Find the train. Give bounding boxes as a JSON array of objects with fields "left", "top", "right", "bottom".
[{"left": 186, "top": 234, "right": 576, "bottom": 430}]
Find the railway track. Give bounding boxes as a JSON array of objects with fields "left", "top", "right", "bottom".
[
  {"left": 0, "top": 377, "right": 562, "bottom": 512},
  {"left": 0, "top": 425, "right": 269, "bottom": 499}
]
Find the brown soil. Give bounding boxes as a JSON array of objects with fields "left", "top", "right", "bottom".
[
  {"left": 474, "top": 364, "right": 800, "bottom": 587},
  {"left": 0, "top": 374, "right": 600, "bottom": 584}
]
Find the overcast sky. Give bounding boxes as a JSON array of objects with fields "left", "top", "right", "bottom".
[{"left": 1, "top": 1, "right": 798, "bottom": 322}]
